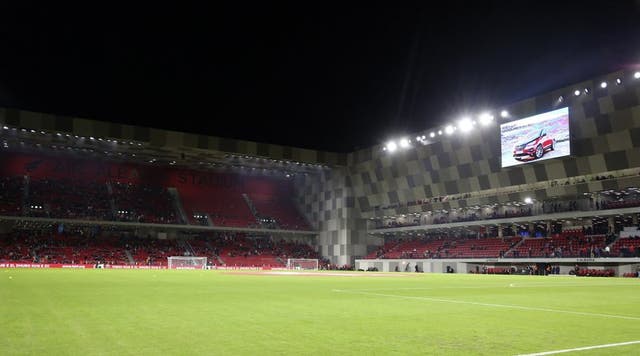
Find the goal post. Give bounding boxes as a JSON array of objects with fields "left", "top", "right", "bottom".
[
  {"left": 167, "top": 256, "right": 207, "bottom": 269},
  {"left": 286, "top": 258, "right": 319, "bottom": 271}
]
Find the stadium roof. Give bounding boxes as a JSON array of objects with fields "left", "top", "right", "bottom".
[{"left": 0, "top": 2, "right": 639, "bottom": 153}]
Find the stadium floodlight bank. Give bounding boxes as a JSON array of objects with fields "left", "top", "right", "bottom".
[
  {"left": 167, "top": 256, "right": 207, "bottom": 269},
  {"left": 286, "top": 258, "right": 319, "bottom": 270}
]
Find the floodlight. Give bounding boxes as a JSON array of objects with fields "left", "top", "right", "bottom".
[
  {"left": 478, "top": 113, "right": 493, "bottom": 126},
  {"left": 386, "top": 140, "right": 398, "bottom": 152},
  {"left": 574, "top": 90, "right": 581, "bottom": 96},
  {"left": 457, "top": 117, "right": 473, "bottom": 133},
  {"left": 600, "top": 81, "right": 607, "bottom": 89},
  {"left": 429, "top": 132, "right": 435, "bottom": 138},
  {"left": 524, "top": 197, "right": 532, "bottom": 204},
  {"left": 635, "top": 72, "right": 640, "bottom": 79},
  {"left": 444, "top": 125, "right": 455, "bottom": 135},
  {"left": 438, "top": 130, "right": 442, "bottom": 135},
  {"left": 500, "top": 110, "right": 509, "bottom": 118},
  {"left": 399, "top": 138, "right": 410, "bottom": 148},
  {"left": 616, "top": 78, "right": 622, "bottom": 85}
]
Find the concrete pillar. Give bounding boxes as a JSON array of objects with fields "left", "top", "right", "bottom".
[
  {"left": 608, "top": 216, "right": 615, "bottom": 234},
  {"left": 498, "top": 224, "right": 503, "bottom": 238}
]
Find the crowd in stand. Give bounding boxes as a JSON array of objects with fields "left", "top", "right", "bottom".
[
  {"left": 366, "top": 227, "right": 640, "bottom": 260},
  {"left": 0, "top": 174, "right": 311, "bottom": 231},
  {"left": 0, "top": 229, "right": 324, "bottom": 268},
  {"left": 27, "top": 178, "right": 112, "bottom": 220},
  {"left": 250, "top": 194, "right": 311, "bottom": 231},
  {"left": 112, "top": 182, "right": 181, "bottom": 224},
  {"left": 0, "top": 176, "right": 24, "bottom": 216}
]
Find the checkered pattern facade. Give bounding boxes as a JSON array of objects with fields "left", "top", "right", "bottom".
[{"left": 295, "top": 69, "right": 640, "bottom": 264}]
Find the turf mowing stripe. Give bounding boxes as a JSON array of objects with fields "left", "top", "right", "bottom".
[
  {"left": 332, "top": 289, "right": 640, "bottom": 321},
  {"left": 515, "top": 340, "right": 640, "bottom": 355}
]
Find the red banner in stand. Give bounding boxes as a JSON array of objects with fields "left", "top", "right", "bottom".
[{"left": 0, "top": 263, "right": 286, "bottom": 270}]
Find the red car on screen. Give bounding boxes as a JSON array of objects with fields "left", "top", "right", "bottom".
[{"left": 513, "top": 129, "right": 555, "bottom": 160}]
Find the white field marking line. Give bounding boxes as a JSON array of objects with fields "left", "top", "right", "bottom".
[
  {"left": 340, "top": 282, "right": 638, "bottom": 292},
  {"left": 331, "top": 289, "right": 640, "bottom": 321},
  {"left": 508, "top": 281, "right": 639, "bottom": 288},
  {"left": 516, "top": 340, "right": 640, "bottom": 355}
]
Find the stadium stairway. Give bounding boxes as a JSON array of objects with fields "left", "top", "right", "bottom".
[
  {"left": 21, "top": 176, "right": 30, "bottom": 213},
  {"left": 242, "top": 193, "right": 258, "bottom": 217},
  {"left": 180, "top": 239, "right": 197, "bottom": 256},
  {"left": 167, "top": 188, "right": 189, "bottom": 225},
  {"left": 606, "top": 234, "right": 622, "bottom": 250},
  {"left": 125, "top": 250, "right": 135, "bottom": 265},
  {"left": 105, "top": 182, "right": 118, "bottom": 218},
  {"left": 505, "top": 237, "right": 526, "bottom": 257}
]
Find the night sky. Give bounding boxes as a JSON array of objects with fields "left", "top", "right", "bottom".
[{"left": 0, "top": 2, "right": 639, "bottom": 152}]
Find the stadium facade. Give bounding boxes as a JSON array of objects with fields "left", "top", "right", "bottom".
[{"left": 2, "top": 68, "right": 640, "bottom": 271}]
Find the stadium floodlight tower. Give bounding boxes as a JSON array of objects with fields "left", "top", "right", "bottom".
[
  {"left": 167, "top": 256, "right": 207, "bottom": 269},
  {"left": 286, "top": 258, "right": 319, "bottom": 271}
]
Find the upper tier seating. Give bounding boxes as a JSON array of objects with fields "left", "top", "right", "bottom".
[
  {"left": 27, "top": 178, "right": 112, "bottom": 220},
  {"left": 112, "top": 182, "right": 181, "bottom": 224},
  {"left": 250, "top": 194, "right": 311, "bottom": 230},
  {"left": 180, "top": 187, "right": 256, "bottom": 228},
  {"left": 0, "top": 176, "right": 24, "bottom": 216}
]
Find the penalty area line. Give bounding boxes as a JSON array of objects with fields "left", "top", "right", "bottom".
[
  {"left": 516, "top": 340, "right": 640, "bottom": 355},
  {"left": 332, "top": 289, "right": 640, "bottom": 321}
]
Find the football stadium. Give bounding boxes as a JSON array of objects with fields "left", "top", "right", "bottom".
[{"left": 2, "top": 67, "right": 640, "bottom": 355}]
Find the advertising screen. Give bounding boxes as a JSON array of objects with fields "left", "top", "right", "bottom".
[{"left": 500, "top": 107, "right": 570, "bottom": 168}]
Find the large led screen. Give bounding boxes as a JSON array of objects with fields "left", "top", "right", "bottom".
[{"left": 500, "top": 107, "right": 570, "bottom": 168}]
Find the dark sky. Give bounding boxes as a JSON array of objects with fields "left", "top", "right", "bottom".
[{"left": 1, "top": 1, "right": 639, "bottom": 152}]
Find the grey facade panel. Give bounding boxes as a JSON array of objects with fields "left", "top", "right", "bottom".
[
  {"left": 444, "top": 180, "right": 459, "bottom": 195},
  {"left": 594, "top": 114, "right": 612, "bottom": 135},
  {"left": 612, "top": 90, "right": 639, "bottom": 110},
  {"left": 604, "top": 150, "right": 628, "bottom": 171},
  {"left": 478, "top": 175, "right": 490, "bottom": 190},
  {"left": 563, "top": 160, "right": 579, "bottom": 177},
  {"left": 508, "top": 167, "right": 526, "bottom": 185},
  {"left": 458, "top": 163, "right": 472, "bottom": 179},
  {"left": 582, "top": 99, "right": 600, "bottom": 118},
  {"left": 533, "top": 164, "right": 548, "bottom": 181}
]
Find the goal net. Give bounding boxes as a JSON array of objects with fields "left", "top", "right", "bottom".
[
  {"left": 167, "top": 256, "right": 207, "bottom": 269},
  {"left": 286, "top": 258, "right": 319, "bottom": 271}
]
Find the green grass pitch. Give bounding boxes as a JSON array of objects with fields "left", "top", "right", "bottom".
[{"left": 1, "top": 269, "right": 640, "bottom": 355}]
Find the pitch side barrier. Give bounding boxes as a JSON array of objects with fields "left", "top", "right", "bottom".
[
  {"left": 0, "top": 263, "right": 290, "bottom": 270},
  {"left": 355, "top": 257, "right": 640, "bottom": 276}
]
